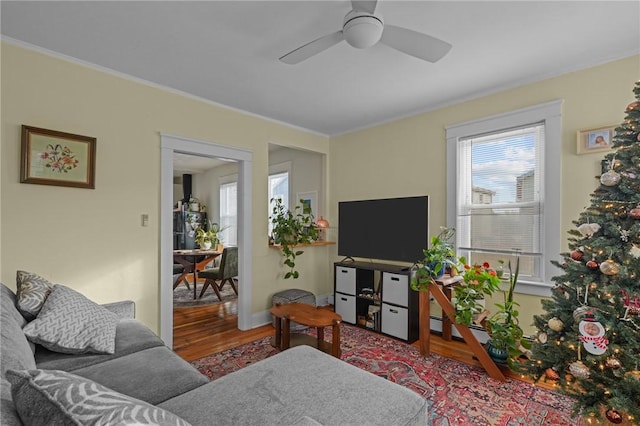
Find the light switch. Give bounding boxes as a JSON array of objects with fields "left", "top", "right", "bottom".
[{"left": 141, "top": 214, "right": 149, "bottom": 227}]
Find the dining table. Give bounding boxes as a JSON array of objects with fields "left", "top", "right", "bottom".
[{"left": 173, "top": 249, "right": 222, "bottom": 299}]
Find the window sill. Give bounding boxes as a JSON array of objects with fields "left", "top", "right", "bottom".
[
  {"left": 269, "top": 241, "right": 336, "bottom": 248},
  {"left": 515, "top": 280, "right": 553, "bottom": 297}
]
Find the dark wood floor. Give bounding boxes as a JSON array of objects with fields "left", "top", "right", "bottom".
[{"left": 173, "top": 300, "right": 555, "bottom": 391}]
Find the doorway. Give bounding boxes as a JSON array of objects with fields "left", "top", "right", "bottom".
[{"left": 160, "top": 133, "right": 253, "bottom": 347}]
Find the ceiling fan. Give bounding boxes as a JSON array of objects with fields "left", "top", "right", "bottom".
[{"left": 279, "top": 0, "right": 452, "bottom": 65}]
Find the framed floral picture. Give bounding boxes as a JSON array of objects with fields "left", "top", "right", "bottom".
[
  {"left": 576, "top": 125, "right": 615, "bottom": 155},
  {"left": 20, "top": 125, "right": 96, "bottom": 189}
]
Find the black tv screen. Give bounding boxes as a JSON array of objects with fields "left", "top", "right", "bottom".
[{"left": 338, "top": 196, "right": 429, "bottom": 263}]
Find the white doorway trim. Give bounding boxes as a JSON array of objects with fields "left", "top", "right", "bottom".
[{"left": 160, "top": 133, "right": 253, "bottom": 346}]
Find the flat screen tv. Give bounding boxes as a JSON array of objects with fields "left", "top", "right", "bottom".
[{"left": 338, "top": 196, "right": 429, "bottom": 263}]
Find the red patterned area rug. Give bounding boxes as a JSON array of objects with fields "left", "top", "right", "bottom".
[{"left": 191, "top": 324, "right": 582, "bottom": 426}]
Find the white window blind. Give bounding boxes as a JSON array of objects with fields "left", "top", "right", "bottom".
[{"left": 219, "top": 181, "right": 237, "bottom": 246}]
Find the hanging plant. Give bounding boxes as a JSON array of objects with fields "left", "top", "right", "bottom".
[{"left": 270, "top": 198, "right": 319, "bottom": 279}]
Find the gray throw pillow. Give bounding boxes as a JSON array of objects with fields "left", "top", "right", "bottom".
[
  {"left": 7, "top": 369, "right": 192, "bottom": 426},
  {"left": 23, "top": 285, "right": 118, "bottom": 354},
  {"left": 15, "top": 270, "right": 54, "bottom": 320}
]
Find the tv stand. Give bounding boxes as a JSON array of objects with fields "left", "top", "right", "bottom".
[{"left": 334, "top": 261, "right": 418, "bottom": 343}]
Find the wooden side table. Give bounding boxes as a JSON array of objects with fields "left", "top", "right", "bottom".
[{"left": 270, "top": 303, "right": 342, "bottom": 358}]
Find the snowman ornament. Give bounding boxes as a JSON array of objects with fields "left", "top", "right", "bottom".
[{"left": 578, "top": 314, "right": 608, "bottom": 355}]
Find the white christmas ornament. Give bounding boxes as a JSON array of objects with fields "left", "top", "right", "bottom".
[
  {"left": 578, "top": 223, "right": 601, "bottom": 238},
  {"left": 578, "top": 316, "right": 608, "bottom": 355},
  {"left": 630, "top": 244, "right": 640, "bottom": 259},
  {"left": 569, "top": 360, "right": 590, "bottom": 379},
  {"left": 548, "top": 317, "right": 564, "bottom": 332},
  {"left": 600, "top": 259, "right": 620, "bottom": 275},
  {"left": 600, "top": 170, "right": 621, "bottom": 186},
  {"left": 537, "top": 332, "right": 548, "bottom": 344}
]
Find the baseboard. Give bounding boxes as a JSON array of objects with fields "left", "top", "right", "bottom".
[
  {"left": 252, "top": 310, "right": 272, "bottom": 328},
  {"left": 316, "top": 293, "right": 332, "bottom": 306}
]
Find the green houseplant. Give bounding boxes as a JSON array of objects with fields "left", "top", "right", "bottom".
[
  {"left": 453, "top": 261, "right": 502, "bottom": 326},
  {"left": 410, "top": 227, "right": 460, "bottom": 291},
  {"left": 270, "top": 198, "right": 319, "bottom": 279},
  {"left": 195, "top": 221, "right": 225, "bottom": 249},
  {"left": 483, "top": 256, "right": 530, "bottom": 367}
]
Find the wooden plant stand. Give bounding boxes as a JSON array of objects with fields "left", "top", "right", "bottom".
[{"left": 419, "top": 280, "right": 506, "bottom": 382}]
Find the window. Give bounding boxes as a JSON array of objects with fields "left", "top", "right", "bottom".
[
  {"left": 219, "top": 179, "right": 237, "bottom": 246},
  {"left": 446, "top": 101, "right": 562, "bottom": 296},
  {"left": 268, "top": 163, "right": 291, "bottom": 236}
]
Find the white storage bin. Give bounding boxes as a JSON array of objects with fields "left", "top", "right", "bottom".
[
  {"left": 381, "top": 303, "right": 408, "bottom": 340},
  {"left": 335, "top": 293, "right": 356, "bottom": 324},
  {"left": 335, "top": 266, "right": 356, "bottom": 295},
  {"left": 382, "top": 272, "right": 408, "bottom": 306}
]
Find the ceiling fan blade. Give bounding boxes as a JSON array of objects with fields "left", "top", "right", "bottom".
[
  {"left": 351, "top": 0, "right": 378, "bottom": 14},
  {"left": 279, "top": 31, "right": 344, "bottom": 64},
  {"left": 381, "top": 25, "right": 452, "bottom": 63}
]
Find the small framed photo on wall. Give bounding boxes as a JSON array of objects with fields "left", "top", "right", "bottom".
[
  {"left": 576, "top": 125, "right": 615, "bottom": 155},
  {"left": 20, "top": 125, "right": 96, "bottom": 189}
]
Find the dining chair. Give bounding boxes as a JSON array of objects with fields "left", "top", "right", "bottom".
[
  {"left": 173, "top": 264, "right": 191, "bottom": 290},
  {"left": 198, "top": 247, "right": 238, "bottom": 300}
]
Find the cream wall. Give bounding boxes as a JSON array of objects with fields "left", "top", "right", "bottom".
[
  {"left": 0, "top": 42, "right": 330, "bottom": 331},
  {"left": 329, "top": 55, "right": 640, "bottom": 335},
  {"left": 3, "top": 40, "right": 638, "bottom": 337}
]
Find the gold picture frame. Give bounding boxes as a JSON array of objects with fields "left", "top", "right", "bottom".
[
  {"left": 20, "top": 125, "right": 96, "bottom": 189},
  {"left": 576, "top": 125, "right": 615, "bottom": 155}
]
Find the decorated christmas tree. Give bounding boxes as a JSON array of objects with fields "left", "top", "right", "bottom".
[{"left": 527, "top": 81, "right": 640, "bottom": 425}]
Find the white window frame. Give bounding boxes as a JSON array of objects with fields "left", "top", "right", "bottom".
[
  {"left": 446, "top": 100, "right": 563, "bottom": 297},
  {"left": 219, "top": 174, "right": 238, "bottom": 247},
  {"left": 268, "top": 161, "right": 291, "bottom": 235}
]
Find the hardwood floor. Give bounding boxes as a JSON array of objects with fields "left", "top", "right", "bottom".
[{"left": 173, "top": 300, "right": 556, "bottom": 391}]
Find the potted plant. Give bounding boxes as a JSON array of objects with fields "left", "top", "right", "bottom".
[
  {"left": 453, "top": 261, "right": 502, "bottom": 325},
  {"left": 270, "top": 198, "right": 319, "bottom": 279},
  {"left": 188, "top": 197, "right": 202, "bottom": 212},
  {"left": 195, "top": 221, "right": 225, "bottom": 250},
  {"left": 483, "top": 255, "right": 530, "bottom": 367},
  {"left": 410, "top": 227, "right": 460, "bottom": 291}
]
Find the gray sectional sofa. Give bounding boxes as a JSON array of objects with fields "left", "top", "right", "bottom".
[{"left": 1, "top": 282, "right": 429, "bottom": 425}]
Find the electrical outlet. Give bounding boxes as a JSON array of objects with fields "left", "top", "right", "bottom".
[{"left": 141, "top": 214, "right": 149, "bottom": 227}]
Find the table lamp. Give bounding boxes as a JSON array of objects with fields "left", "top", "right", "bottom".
[{"left": 316, "top": 216, "right": 329, "bottom": 241}]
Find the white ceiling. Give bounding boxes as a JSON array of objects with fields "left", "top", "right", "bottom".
[{"left": 2, "top": 1, "right": 639, "bottom": 137}]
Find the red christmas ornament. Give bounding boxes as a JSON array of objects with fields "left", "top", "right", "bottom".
[
  {"left": 586, "top": 259, "right": 599, "bottom": 269},
  {"left": 629, "top": 207, "right": 640, "bottom": 219},
  {"left": 606, "top": 409, "right": 623, "bottom": 424},
  {"left": 570, "top": 250, "right": 584, "bottom": 261},
  {"left": 544, "top": 368, "right": 559, "bottom": 381},
  {"left": 627, "top": 101, "right": 640, "bottom": 111}
]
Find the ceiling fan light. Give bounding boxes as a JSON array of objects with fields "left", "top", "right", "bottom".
[{"left": 344, "top": 15, "right": 383, "bottom": 49}]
